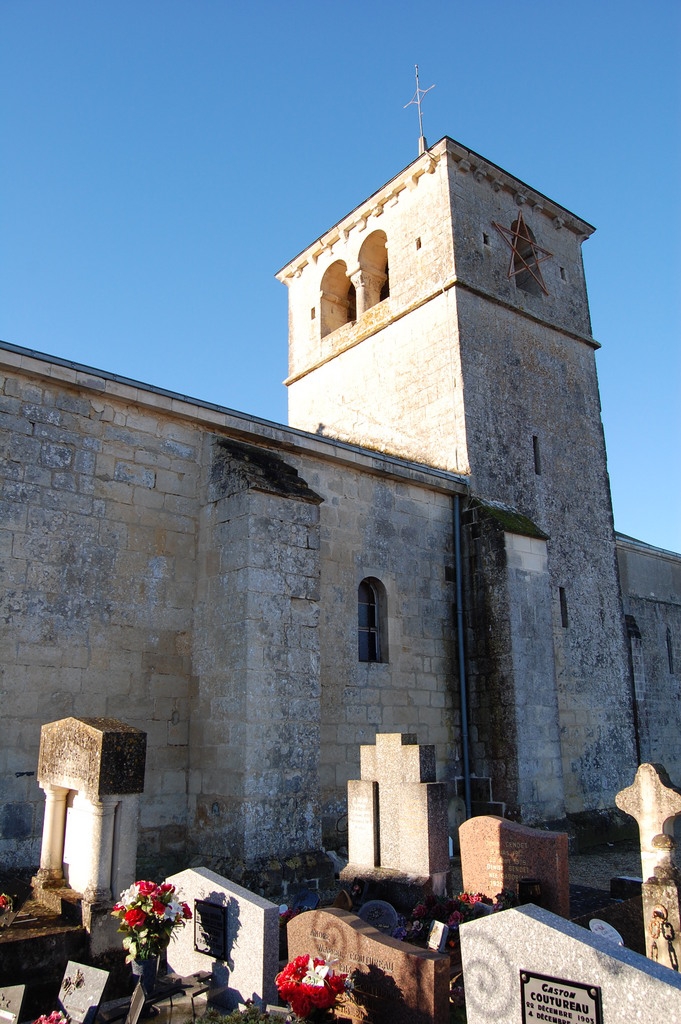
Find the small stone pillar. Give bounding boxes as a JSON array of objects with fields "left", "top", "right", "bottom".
[
  {"left": 33, "top": 717, "right": 146, "bottom": 907},
  {"left": 349, "top": 267, "right": 387, "bottom": 316},
  {"left": 34, "top": 782, "right": 70, "bottom": 887}
]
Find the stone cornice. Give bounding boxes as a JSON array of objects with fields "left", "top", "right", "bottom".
[
  {"left": 276, "top": 136, "right": 595, "bottom": 284},
  {"left": 443, "top": 138, "right": 595, "bottom": 240}
]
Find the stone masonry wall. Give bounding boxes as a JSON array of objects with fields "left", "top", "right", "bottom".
[
  {"left": 287, "top": 454, "right": 462, "bottom": 849},
  {"left": 460, "top": 503, "right": 565, "bottom": 822},
  {"left": 617, "top": 536, "right": 681, "bottom": 783},
  {"left": 0, "top": 359, "right": 198, "bottom": 871},
  {"left": 455, "top": 285, "right": 637, "bottom": 814},
  {"left": 190, "top": 437, "right": 324, "bottom": 864},
  {"left": 0, "top": 347, "right": 468, "bottom": 873}
]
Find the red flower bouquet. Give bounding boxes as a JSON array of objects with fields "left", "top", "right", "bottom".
[
  {"left": 275, "top": 955, "right": 351, "bottom": 1022},
  {"left": 0, "top": 893, "right": 14, "bottom": 913},
  {"left": 111, "top": 880, "right": 191, "bottom": 962}
]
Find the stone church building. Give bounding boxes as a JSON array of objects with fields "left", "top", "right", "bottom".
[{"left": 2, "top": 136, "right": 679, "bottom": 882}]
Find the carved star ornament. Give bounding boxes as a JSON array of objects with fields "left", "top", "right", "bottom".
[{"left": 492, "top": 209, "right": 553, "bottom": 295}]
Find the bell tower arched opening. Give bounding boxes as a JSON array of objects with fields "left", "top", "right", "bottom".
[{"left": 320, "top": 260, "right": 355, "bottom": 338}]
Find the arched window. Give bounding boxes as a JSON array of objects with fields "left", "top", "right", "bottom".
[
  {"left": 320, "top": 260, "right": 355, "bottom": 338},
  {"left": 357, "top": 230, "right": 389, "bottom": 313},
  {"left": 358, "top": 578, "right": 387, "bottom": 662}
]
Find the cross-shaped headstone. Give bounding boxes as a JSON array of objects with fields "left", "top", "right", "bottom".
[
  {"left": 615, "top": 763, "right": 681, "bottom": 883},
  {"left": 347, "top": 733, "right": 448, "bottom": 877}
]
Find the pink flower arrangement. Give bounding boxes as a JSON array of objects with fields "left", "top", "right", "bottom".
[
  {"left": 392, "top": 890, "right": 516, "bottom": 946},
  {"left": 275, "top": 955, "right": 351, "bottom": 1021},
  {"left": 111, "top": 880, "right": 191, "bottom": 962},
  {"left": 33, "top": 1012, "right": 68, "bottom": 1024}
]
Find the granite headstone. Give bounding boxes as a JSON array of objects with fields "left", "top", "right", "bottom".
[
  {"left": 287, "top": 907, "right": 449, "bottom": 1024},
  {"left": 459, "top": 814, "right": 569, "bottom": 917},
  {"left": 165, "top": 867, "right": 278, "bottom": 1011},
  {"left": 340, "top": 733, "right": 449, "bottom": 911},
  {"left": 460, "top": 904, "right": 681, "bottom": 1024}
]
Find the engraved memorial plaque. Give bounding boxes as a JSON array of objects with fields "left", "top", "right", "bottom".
[
  {"left": 194, "top": 899, "right": 227, "bottom": 959},
  {"left": 57, "top": 962, "right": 109, "bottom": 1024},
  {"left": 357, "top": 899, "right": 399, "bottom": 935},
  {"left": 123, "top": 982, "right": 146, "bottom": 1024},
  {"left": 0, "top": 986, "right": 25, "bottom": 1024},
  {"left": 520, "top": 971, "right": 602, "bottom": 1024}
]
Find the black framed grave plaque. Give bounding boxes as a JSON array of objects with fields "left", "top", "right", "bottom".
[
  {"left": 194, "top": 899, "right": 227, "bottom": 960},
  {"left": 520, "top": 970, "right": 602, "bottom": 1024}
]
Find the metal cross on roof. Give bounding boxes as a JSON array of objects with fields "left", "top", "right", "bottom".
[
  {"left": 404, "top": 64, "right": 435, "bottom": 155},
  {"left": 492, "top": 209, "right": 553, "bottom": 296}
]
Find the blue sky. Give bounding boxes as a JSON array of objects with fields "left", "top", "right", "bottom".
[{"left": 2, "top": 1, "right": 679, "bottom": 551}]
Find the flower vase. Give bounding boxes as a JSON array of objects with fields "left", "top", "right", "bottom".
[{"left": 131, "top": 956, "right": 159, "bottom": 998}]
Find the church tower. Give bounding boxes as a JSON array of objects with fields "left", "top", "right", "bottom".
[{"left": 277, "top": 137, "right": 637, "bottom": 822}]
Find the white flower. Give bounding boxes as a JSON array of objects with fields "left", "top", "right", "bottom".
[
  {"left": 302, "top": 958, "right": 330, "bottom": 987},
  {"left": 164, "top": 899, "right": 183, "bottom": 921},
  {"left": 119, "top": 884, "right": 139, "bottom": 905}
]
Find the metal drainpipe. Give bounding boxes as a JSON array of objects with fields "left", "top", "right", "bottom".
[{"left": 454, "top": 494, "right": 472, "bottom": 819}]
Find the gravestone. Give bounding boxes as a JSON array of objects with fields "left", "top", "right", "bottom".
[
  {"left": 459, "top": 903, "right": 681, "bottom": 1024},
  {"left": 33, "top": 718, "right": 146, "bottom": 902},
  {"left": 0, "top": 986, "right": 25, "bottom": 1024},
  {"left": 57, "top": 961, "right": 109, "bottom": 1024},
  {"left": 292, "top": 889, "right": 320, "bottom": 911},
  {"left": 165, "top": 867, "right": 278, "bottom": 1010},
  {"left": 616, "top": 762, "right": 681, "bottom": 971},
  {"left": 458, "top": 814, "right": 570, "bottom": 917},
  {"left": 339, "top": 734, "right": 449, "bottom": 911},
  {"left": 287, "top": 907, "right": 449, "bottom": 1024},
  {"left": 357, "top": 900, "right": 398, "bottom": 935},
  {"left": 32, "top": 717, "right": 146, "bottom": 956}
]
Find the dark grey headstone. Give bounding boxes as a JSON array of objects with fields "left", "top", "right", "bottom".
[
  {"left": 610, "top": 876, "right": 642, "bottom": 900},
  {"left": 0, "top": 986, "right": 25, "bottom": 1024},
  {"left": 58, "top": 961, "right": 109, "bottom": 1024},
  {"left": 292, "top": 889, "right": 320, "bottom": 911},
  {"left": 357, "top": 899, "right": 399, "bottom": 934}
]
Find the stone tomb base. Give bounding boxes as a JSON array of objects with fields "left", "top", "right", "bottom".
[{"left": 339, "top": 864, "right": 448, "bottom": 914}]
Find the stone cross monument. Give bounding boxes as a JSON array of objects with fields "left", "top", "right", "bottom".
[
  {"left": 340, "top": 733, "right": 449, "bottom": 910},
  {"left": 616, "top": 763, "right": 681, "bottom": 971}
]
